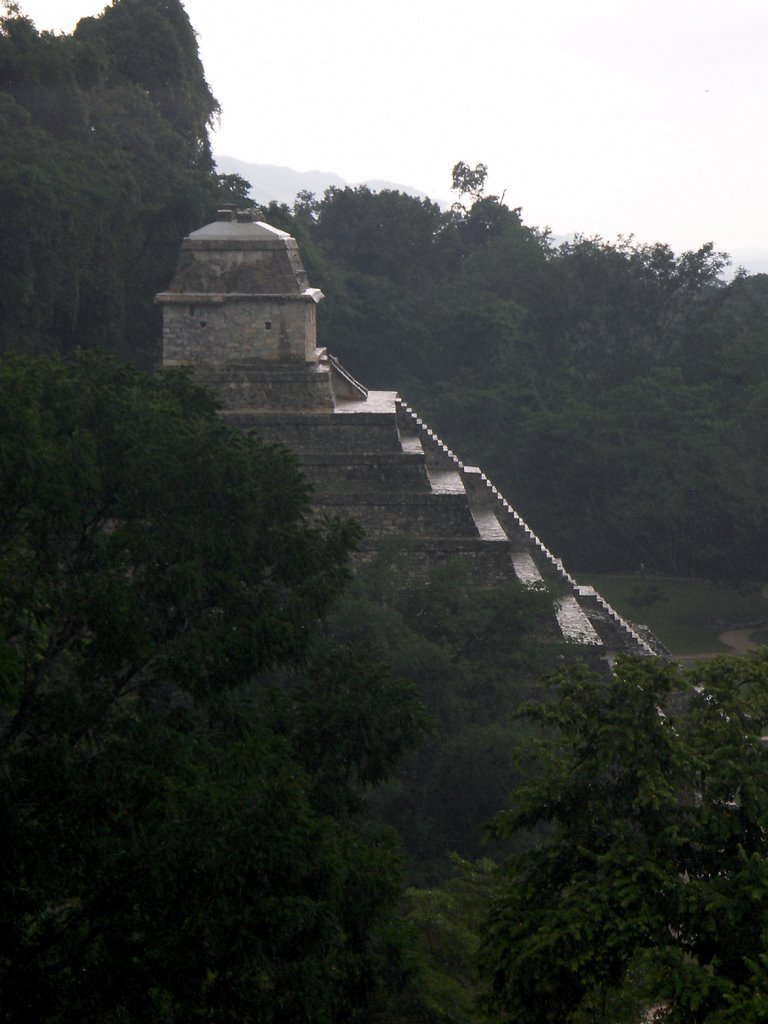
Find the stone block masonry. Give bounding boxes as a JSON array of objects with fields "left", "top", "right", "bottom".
[
  {"left": 156, "top": 212, "right": 324, "bottom": 373},
  {"left": 160, "top": 296, "right": 319, "bottom": 367}
]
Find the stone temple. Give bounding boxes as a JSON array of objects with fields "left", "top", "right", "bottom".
[{"left": 156, "top": 207, "right": 662, "bottom": 665}]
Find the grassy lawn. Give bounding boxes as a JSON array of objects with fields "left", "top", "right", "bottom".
[{"left": 582, "top": 575, "right": 768, "bottom": 657}]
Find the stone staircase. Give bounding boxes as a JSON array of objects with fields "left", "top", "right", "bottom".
[
  {"left": 394, "top": 399, "right": 657, "bottom": 656},
  {"left": 225, "top": 385, "right": 658, "bottom": 661}
]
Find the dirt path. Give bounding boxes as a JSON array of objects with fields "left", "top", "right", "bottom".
[
  {"left": 679, "top": 625, "right": 766, "bottom": 662},
  {"left": 677, "top": 584, "right": 768, "bottom": 661},
  {"left": 718, "top": 627, "right": 763, "bottom": 655}
]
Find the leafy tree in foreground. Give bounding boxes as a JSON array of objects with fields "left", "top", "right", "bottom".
[
  {"left": 0, "top": 353, "right": 424, "bottom": 1023},
  {"left": 480, "top": 651, "right": 768, "bottom": 1024},
  {"left": 398, "top": 857, "right": 499, "bottom": 1024}
]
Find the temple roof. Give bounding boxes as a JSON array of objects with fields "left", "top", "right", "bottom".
[
  {"left": 188, "top": 220, "right": 292, "bottom": 242},
  {"left": 163, "top": 212, "right": 309, "bottom": 295}
]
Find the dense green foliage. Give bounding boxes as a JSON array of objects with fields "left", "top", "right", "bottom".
[
  {"left": 0, "top": 1, "right": 236, "bottom": 368},
  {"left": 0, "top": 353, "right": 425, "bottom": 1022},
  {"left": 397, "top": 857, "right": 498, "bottom": 1024},
  {"left": 480, "top": 652, "right": 768, "bottom": 1023},
  {"left": 0, "top": 353, "right": 555, "bottom": 1022}
]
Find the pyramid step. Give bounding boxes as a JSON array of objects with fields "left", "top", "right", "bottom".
[
  {"left": 511, "top": 551, "right": 544, "bottom": 586},
  {"left": 575, "top": 586, "right": 657, "bottom": 656},
  {"left": 312, "top": 492, "right": 480, "bottom": 539},
  {"left": 240, "top": 411, "right": 403, "bottom": 453},
  {"left": 556, "top": 596, "right": 602, "bottom": 646},
  {"left": 426, "top": 466, "right": 466, "bottom": 495},
  {"left": 300, "top": 452, "right": 430, "bottom": 494},
  {"left": 353, "top": 537, "right": 544, "bottom": 591},
  {"left": 471, "top": 507, "right": 508, "bottom": 542},
  {"left": 399, "top": 434, "right": 424, "bottom": 455}
]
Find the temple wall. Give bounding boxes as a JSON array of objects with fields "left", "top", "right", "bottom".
[{"left": 162, "top": 298, "right": 317, "bottom": 366}]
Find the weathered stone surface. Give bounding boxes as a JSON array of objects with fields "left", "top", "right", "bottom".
[
  {"left": 231, "top": 411, "right": 404, "bottom": 454},
  {"left": 160, "top": 296, "right": 321, "bottom": 367},
  {"left": 299, "top": 452, "right": 430, "bottom": 494},
  {"left": 156, "top": 217, "right": 323, "bottom": 369},
  {"left": 575, "top": 585, "right": 667, "bottom": 656},
  {"left": 168, "top": 219, "right": 309, "bottom": 295},
  {"left": 194, "top": 362, "right": 335, "bottom": 412},
  {"left": 313, "top": 492, "right": 481, "bottom": 539},
  {"left": 555, "top": 595, "right": 603, "bottom": 647},
  {"left": 353, "top": 537, "right": 554, "bottom": 592}
]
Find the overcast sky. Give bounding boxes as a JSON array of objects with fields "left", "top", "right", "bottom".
[{"left": 17, "top": 0, "right": 768, "bottom": 256}]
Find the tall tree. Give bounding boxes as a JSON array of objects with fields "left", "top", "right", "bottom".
[
  {"left": 480, "top": 652, "right": 768, "bottom": 1024},
  {"left": 74, "top": 0, "right": 219, "bottom": 168},
  {"left": 0, "top": 353, "right": 424, "bottom": 1022},
  {"left": 0, "top": 2, "right": 226, "bottom": 368}
]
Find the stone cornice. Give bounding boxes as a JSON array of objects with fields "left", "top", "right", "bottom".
[{"left": 155, "top": 291, "right": 323, "bottom": 305}]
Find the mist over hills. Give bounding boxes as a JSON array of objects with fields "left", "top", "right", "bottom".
[
  {"left": 214, "top": 155, "right": 435, "bottom": 207},
  {"left": 216, "top": 156, "right": 768, "bottom": 277}
]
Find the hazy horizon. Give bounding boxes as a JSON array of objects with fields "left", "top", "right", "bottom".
[{"left": 17, "top": 0, "right": 768, "bottom": 258}]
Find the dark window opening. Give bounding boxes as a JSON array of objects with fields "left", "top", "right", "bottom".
[
  {"left": 199, "top": 320, "right": 207, "bottom": 328},
  {"left": 264, "top": 320, "right": 272, "bottom": 330}
]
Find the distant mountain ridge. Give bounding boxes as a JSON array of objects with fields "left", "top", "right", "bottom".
[
  {"left": 214, "top": 155, "right": 434, "bottom": 208},
  {"left": 215, "top": 156, "right": 768, "bottom": 278}
]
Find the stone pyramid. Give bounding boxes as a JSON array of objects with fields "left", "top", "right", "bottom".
[{"left": 157, "top": 208, "right": 663, "bottom": 667}]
